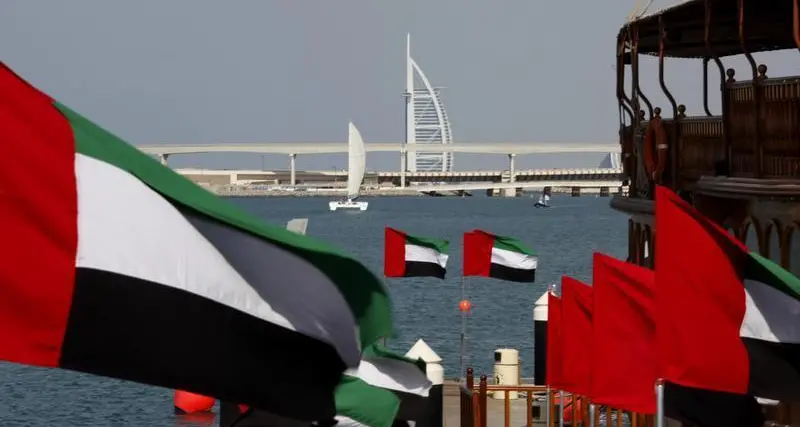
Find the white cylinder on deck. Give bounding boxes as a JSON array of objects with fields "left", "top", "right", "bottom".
[{"left": 492, "top": 348, "right": 520, "bottom": 400}]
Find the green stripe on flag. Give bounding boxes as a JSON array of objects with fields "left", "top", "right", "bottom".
[
  {"left": 53, "top": 102, "right": 393, "bottom": 347},
  {"left": 336, "top": 376, "right": 400, "bottom": 427},
  {"left": 405, "top": 234, "right": 449, "bottom": 254},
  {"left": 492, "top": 235, "right": 535, "bottom": 256},
  {"left": 746, "top": 252, "right": 800, "bottom": 300},
  {"left": 363, "top": 343, "right": 427, "bottom": 374}
]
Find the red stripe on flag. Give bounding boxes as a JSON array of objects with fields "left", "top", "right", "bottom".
[
  {"left": 463, "top": 230, "right": 492, "bottom": 277},
  {"left": 590, "top": 252, "right": 656, "bottom": 414},
  {"left": 654, "top": 185, "right": 749, "bottom": 394},
  {"left": 384, "top": 227, "right": 407, "bottom": 277},
  {"left": 560, "top": 276, "right": 592, "bottom": 396},
  {"left": 545, "top": 292, "right": 564, "bottom": 389},
  {"left": 0, "top": 63, "right": 78, "bottom": 366}
]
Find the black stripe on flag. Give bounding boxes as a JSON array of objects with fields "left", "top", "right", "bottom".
[
  {"left": 663, "top": 382, "right": 765, "bottom": 427},
  {"left": 396, "top": 384, "right": 442, "bottom": 424},
  {"left": 60, "top": 268, "right": 345, "bottom": 421},
  {"left": 489, "top": 263, "right": 536, "bottom": 283},
  {"left": 404, "top": 261, "right": 446, "bottom": 279},
  {"left": 742, "top": 337, "right": 800, "bottom": 400}
]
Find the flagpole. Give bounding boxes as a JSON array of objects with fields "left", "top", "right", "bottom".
[
  {"left": 588, "top": 403, "right": 596, "bottom": 427},
  {"left": 459, "top": 275, "right": 467, "bottom": 380},
  {"left": 558, "top": 390, "right": 565, "bottom": 427},
  {"left": 655, "top": 379, "right": 665, "bottom": 427},
  {"left": 545, "top": 386, "right": 551, "bottom": 427}
]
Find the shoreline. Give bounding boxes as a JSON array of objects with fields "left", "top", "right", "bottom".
[{"left": 210, "top": 188, "right": 430, "bottom": 197}]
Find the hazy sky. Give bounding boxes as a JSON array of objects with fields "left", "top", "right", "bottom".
[{"left": 2, "top": 1, "right": 796, "bottom": 171}]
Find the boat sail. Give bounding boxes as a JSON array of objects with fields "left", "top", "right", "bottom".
[
  {"left": 534, "top": 193, "right": 550, "bottom": 208},
  {"left": 329, "top": 122, "right": 369, "bottom": 211}
]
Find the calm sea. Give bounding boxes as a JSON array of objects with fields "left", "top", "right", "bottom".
[{"left": 0, "top": 195, "right": 628, "bottom": 426}]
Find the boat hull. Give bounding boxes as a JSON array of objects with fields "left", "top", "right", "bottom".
[{"left": 329, "top": 200, "right": 369, "bottom": 211}]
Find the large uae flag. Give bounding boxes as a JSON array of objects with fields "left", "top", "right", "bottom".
[
  {"left": 463, "top": 230, "right": 537, "bottom": 282},
  {"left": 590, "top": 252, "right": 656, "bottom": 414},
  {"left": 384, "top": 227, "right": 449, "bottom": 279},
  {"left": 0, "top": 62, "right": 394, "bottom": 421},
  {"left": 654, "top": 185, "right": 798, "bottom": 426},
  {"left": 559, "top": 276, "right": 592, "bottom": 396},
  {"left": 336, "top": 343, "right": 432, "bottom": 427}
]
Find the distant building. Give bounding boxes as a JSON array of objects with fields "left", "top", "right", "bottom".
[{"left": 403, "top": 34, "right": 454, "bottom": 173}]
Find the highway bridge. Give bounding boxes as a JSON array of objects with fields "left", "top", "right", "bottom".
[
  {"left": 157, "top": 143, "right": 622, "bottom": 188},
  {"left": 176, "top": 167, "right": 623, "bottom": 186},
  {"left": 176, "top": 167, "right": 625, "bottom": 197},
  {"left": 139, "top": 141, "right": 620, "bottom": 156}
]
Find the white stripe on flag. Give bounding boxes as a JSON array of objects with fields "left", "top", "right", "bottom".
[
  {"left": 74, "top": 154, "right": 360, "bottom": 364},
  {"left": 345, "top": 357, "right": 432, "bottom": 397},
  {"left": 491, "top": 247, "right": 537, "bottom": 270},
  {"left": 74, "top": 154, "right": 293, "bottom": 329},
  {"left": 740, "top": 280, "right": 800, "bottom": 344},
  {"left": 334, "top": 415, "right": 369, "bottom": 427},
  {"left": 405, "top": 244, "right": 448, "bottom": 268}
]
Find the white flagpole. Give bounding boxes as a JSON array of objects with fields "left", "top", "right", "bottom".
[
  {"left": 545, "top": 386, "right": 551, "bottom": 427},
  {"left": 558, "top": 390, "right": 565, "bottom": 427},
  {"left": 655, "top": 379, "right": 665, "bottom": 427},
  {"left": 589, "top": 403, "right": 596, "bottom": 427},
  {"left": 459, "top": 275, "right": 467, "bottom": 380}
]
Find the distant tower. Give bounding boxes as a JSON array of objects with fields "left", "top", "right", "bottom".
[{"left": 403, "top": 34, "right": 454, "bottom": 173}]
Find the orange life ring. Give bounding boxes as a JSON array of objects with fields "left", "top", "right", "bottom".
[{"left": 643, "top": 117, "right": 668, "bottom": 182}]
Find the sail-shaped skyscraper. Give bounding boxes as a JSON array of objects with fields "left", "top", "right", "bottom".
[{"left": 403, "top": 34, "right": 454, "bottom": 173}]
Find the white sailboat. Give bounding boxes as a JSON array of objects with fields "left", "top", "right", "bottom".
[
  {"left": 534, "top": 193, "right": 551, "bottom": 208},
  {"left": 329, "top": 122, "right": 369, "bottom": 212}
]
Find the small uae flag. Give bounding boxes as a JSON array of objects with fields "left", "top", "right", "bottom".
[
  {"left": 0, "top": 62, "right": 394, "bottom": 421},
  {"left": 463, "top": 230, "right": 537, "bottom": 282},
  {"left": 384, "top": 227, "right": 449, "bottom": 279},
  {"left": 336, "top": 343, "right": 432, "bottom": 427},
  {"left": 654, "top": 185, "right": 798, "bottom": 426}
]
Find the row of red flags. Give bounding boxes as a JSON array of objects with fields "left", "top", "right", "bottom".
[
  {"left": 546, "top": 253, "right": 656, "bottom": 414},
  {"left": 544, "top": 185, "right": 770, "bottom": 426}
]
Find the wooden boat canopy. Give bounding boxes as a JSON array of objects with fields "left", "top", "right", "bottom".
[{"left": 619, "top": 0, "right": 798, "bottom": 59}]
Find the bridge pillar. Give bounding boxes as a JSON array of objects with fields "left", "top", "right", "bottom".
[
  {"left": 289, "top": 153, "right": 297, "bottom": 186},
  {"left": 571, "top": 187, "right": 581, "bottom": 197},
  {"left": 599, "top": 187, "right": 610, "bottom": 197},
  {"left": 400, "top": 149, "right": 406, "bottom": 188},
  {"left": 508, "top": 154, "right": 516, "bottom": 183},
  {"left": 158, "top": 154, "right": 169, "bottom": 166}
]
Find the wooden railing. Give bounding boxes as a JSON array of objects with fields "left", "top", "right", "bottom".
[
  {"left": 459, "top": 368, "right": 655, "bottom": 427},
  {"left": 460, "top": 368, "right": 483, "bottom": 427},
  {"left": 622, "top": 73, "right": 800, "bottom": 199}
]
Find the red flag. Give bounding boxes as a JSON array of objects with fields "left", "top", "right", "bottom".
[
  {"left": 590, "top": 253, "right": 656, "bottom": 414},
  {"left": 654, "top": 185, "right": 766, "bottom": 427},
  {"left": 560, "top": 276, "right": 592, "bottom": 396},
  {"left": 462, "top": 231, "right": 491, "bottom": 277},
  {"left": 545, "top": 291, "right": 563, "bottom": 388}
]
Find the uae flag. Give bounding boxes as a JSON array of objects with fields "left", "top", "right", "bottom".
[
  {"left": 336, "top": 343, "right": 432, "bottom": 427},
  {"left": 590, "top": 253, "right": 656, "bottom": 414},
  {"left": 654, "top": 185, "right": 790, "bottom": 426},
  {"left": 0, "top": 62, "right": 394, "bottom": 421},
  {"left": 463, "top": 230, "right": 537, "bottom": 282},
  {"left": 384, "top": 227, "right": 449, "bottom": 279},
  {"left": 559, "top": 276, "right": 593, "bottom": 396}
]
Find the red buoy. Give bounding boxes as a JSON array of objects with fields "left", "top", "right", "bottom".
[
  {"left": 174, "top": 390, "right": 215, "bottom": 414},
  {"left": 459, "top": 299, "right": 472, "bottom": 312}
]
